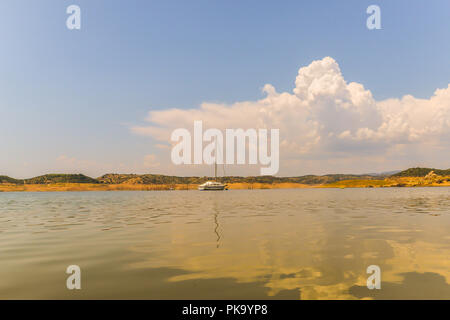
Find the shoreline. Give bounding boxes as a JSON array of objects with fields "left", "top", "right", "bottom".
[
  {"left": 2, "top": 177, "right": 450, "bottom": 192},
  {"left": 0, "top": 182, "right": 313, "bottom": 192}
]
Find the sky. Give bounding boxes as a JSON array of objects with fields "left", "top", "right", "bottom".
[{"left": 1, "top": 0, "right": 450, "bottom": 178}]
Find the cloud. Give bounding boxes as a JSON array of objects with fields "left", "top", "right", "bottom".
[
  {"left": 132, "top": 57, "right": 450, "bottom": 175},
  {"left": 155, "top": 143, "right": 171, "bottom": 150},
  {"left": 55, "top": 154, "right": 161, "bottom": 177},
  {"left": 143, "top": 154, "right": 160, "bottom": 168},
  {"left": 56, "top": 155, "right": 98, "bottom": 169}
]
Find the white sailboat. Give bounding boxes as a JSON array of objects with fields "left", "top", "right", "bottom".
[
  {"left": 198, "top": 161, "right": 227, "bottom": 191},
  {"left": 198, "top": 180, "right": 226, "bottom": 191}
]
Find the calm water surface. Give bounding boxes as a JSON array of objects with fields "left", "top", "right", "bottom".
[{"left": 0, "top": 188, "right": 449, "bottom": 299}]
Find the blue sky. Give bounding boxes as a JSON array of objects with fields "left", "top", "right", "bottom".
[{"left": 1, "top": 1, "right": 450, "bottom": 177}]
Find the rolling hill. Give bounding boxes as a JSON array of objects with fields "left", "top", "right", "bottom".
[
  {"left": 2, "top": 168, "right": 449, "bottom": 187},
  {"left": 2, "top": 172, "right": 386, "bottom": 186},
  {"left": 0, "top": 175, "right": 22, "bottom": 184},
  {"left": 391, "top": 167, "right": 450, "bottom": 177},
  {"left": 23, "top": 174, "right": 99, "bottom": 184}
]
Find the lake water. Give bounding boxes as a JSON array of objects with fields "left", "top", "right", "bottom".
[{"left": 0, "top": 188, "right": 449, "bottom": 299}]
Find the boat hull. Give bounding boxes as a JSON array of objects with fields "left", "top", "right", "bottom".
[
  {"left": 198, "top": 181, "right": 227, "bottom": 191},
  {"left": 198, "top": 185, "right": 226, "bottom": 191}
]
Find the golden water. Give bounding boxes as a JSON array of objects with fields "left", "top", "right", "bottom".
[{"left": 0, "top": 188, "right": 449, "bottom": 299}]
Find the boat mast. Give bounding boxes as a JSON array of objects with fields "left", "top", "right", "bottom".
[{"left": 214, "top": 136, "right": 217, "bottom": 180}]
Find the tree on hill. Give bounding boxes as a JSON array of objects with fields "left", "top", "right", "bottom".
[
  {"left": 0, "top": 176, "right": 22, "bottom": 184},
  {"left": 24, "top": 174, "right": 99, "bottom": 184},
  {"left": 392, "top": 167, "right": 450, "bottom": 177}
]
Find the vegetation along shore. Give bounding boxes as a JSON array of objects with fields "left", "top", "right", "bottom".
[{"left": 2, "top": 168, "right": 450, "bottom": 192}]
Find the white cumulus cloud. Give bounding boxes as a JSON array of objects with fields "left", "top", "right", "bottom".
[{"left": 132, "top": 57, "right": 450, "bottom": 175}]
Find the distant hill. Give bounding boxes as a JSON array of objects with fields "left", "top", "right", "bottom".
[
  {"left": 0, "top": 175, "right": 22, "bottom": 184},
  {"left": 24, "top": 174, "right": 99, "bottom": 184},
  {"left": 2, "top": 173, "right": 387, "bottom": 186},
  {"left": 97, "top": 174, "right": 206, "bottom": 185},
  {"left": 283, "top": 174, "right": 383, "bottom": 185},
  {"left": 8, "top": 168, "right": 450, "bottom": 186},
  {"left": 391, "top": 167, "right": 450, "bottom": 177},
  {"left": 364, "top": 170, "right": 401, "bottom": 176},
  {"left": 87, "top": 173, "right": 385, "bottom": 185},
  {"left": 1, "top": 172, "right": 389, "bottom": 186}
]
